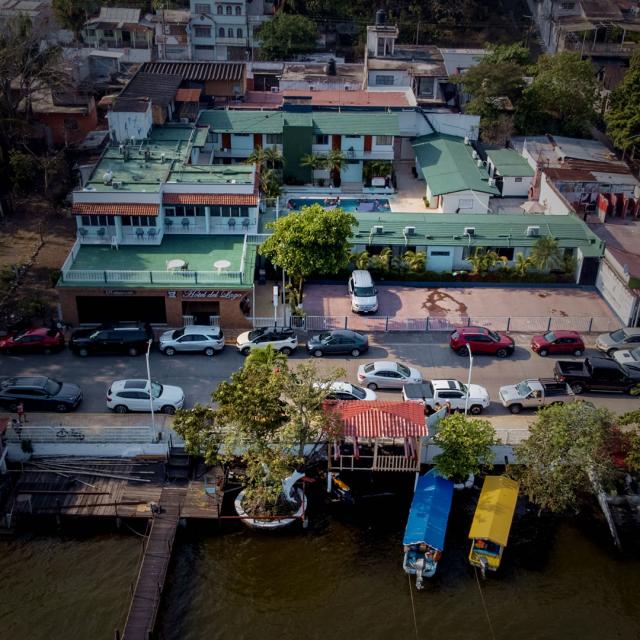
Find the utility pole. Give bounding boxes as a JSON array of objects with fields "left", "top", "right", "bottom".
[{"left": 415, "top": 20, "right": 420, "bottom": 46}]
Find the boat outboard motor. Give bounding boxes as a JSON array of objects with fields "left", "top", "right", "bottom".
[
  {"left": 282, "top": 470, "right": 306, "bottom": 502},
  {"left": 415, "top": 556, "right": 425, "bottom": 590}
]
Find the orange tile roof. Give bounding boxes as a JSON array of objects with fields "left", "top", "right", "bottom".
[
  {"left": 163, "top": 193, "right": 258, "bottom": 205},
  {"left": 72, "top": 203, "right": 159, "bottom": 216},
  {"left": 324, "top": 401, "right": 427, "bottom": 438},
  {"left": 175, "top": 88, "right": 202, "bottom": 103}
]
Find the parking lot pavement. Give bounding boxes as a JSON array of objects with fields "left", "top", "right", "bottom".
[{"left": 0, "top": 334, "right": 638, "bottom": 424}]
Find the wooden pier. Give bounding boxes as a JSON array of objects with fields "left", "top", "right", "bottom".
[{"left": 121, "top": 487, "right": 186, "bottom": 640}]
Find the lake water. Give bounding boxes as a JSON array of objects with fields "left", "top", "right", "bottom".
[{"left": 2, "top": 499, "right": 639, "bottom": 640}]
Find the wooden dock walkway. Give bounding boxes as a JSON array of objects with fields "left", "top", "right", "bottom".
[{"left": 122, "top": 487, "right": 186, "bottom": 640}]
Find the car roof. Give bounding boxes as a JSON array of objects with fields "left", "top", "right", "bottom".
[
  {"left": 110, "top": 379, "right": 148, "bottom": 390},
  {"left": 549, "top": 330, "right": 581, "bottom": 338},
  {"left": 182, "top": 325, "right": 221, "bottom": 334},
  {"left": 1, "top": 376, "right": 49, "bottom": 388},
  {"left": 460, "top": 326, "right": 490, "bottom": 334},
  {"left": 432, "top": 379, "right": 459, "bottom": 390},
  {"left": 371, "top": 361, "right": 399, "bottom": 371},
  {"left": 18, "top": 327, "right": 52, "bottom": 336},
  {"left": 329, "top": 382, "right": 354, "bottom": 392}
]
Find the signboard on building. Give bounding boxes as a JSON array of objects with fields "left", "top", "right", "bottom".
[
  {"left": 179, "top": 290, "right": 244, "bottom": 300},
  {"left": 104, "top": 290, "right": 136, "bottom": 296}
]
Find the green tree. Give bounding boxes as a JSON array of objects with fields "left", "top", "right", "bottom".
[
  {"left": 403, "top": 250, "right": 427, "bottom": 273},
  {"left": 369, "top": 247, "right": 392, "bottom": 273},
  {"left": 528, "top": 236, "right": 562, "bottom": 271},
  {"left": 300, "top": 153, "right": 326, "bottom": 185},
  {"left": 465, "top": 248, "right": 507, "bottom": 276},
  {"left": 350, "top": 249, "right": 370, "bottom": 270},
  {"left": 260, "top": 203, "right": 356, "bottom": 299},
  {"left": 247, "top": 145, "right": 267, "bottom": 169},
  {"left": 512, "top": 252, "right": 532, "bottom": 278},
  {"left": 263, "top": 146, "right": 283, "bottom": 170},
  {"left": 518, "top": 52, "right": 598, "bottom": 136},
  {"left": 257, "top": 13, "right": 317, "bottom": 60},
  {"left": 605, "top": 54, "right": 640, "bottom": 158},
  {"left": 259, "top": 168, "right": 282, "bottom": 199},
  {"left": 433, "top": 413, "right": 498, "bottom": 481},
  {"left": 514, "top": 403, "right": 617, "bottom": 513},
  {"left": 325, "top": 148, "right": 346, "bottom": 187},
  {"left": 52, "top": 0, "right": 94, "bottom": 39},
  {"left": 483, "top": 43, "right": 530, "bottom": 66}
]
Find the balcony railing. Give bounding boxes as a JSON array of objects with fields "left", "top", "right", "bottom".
[
  {"left": 60, "top": 268, "right": 245, "bottom": 285},
  {"left": 564, "top": 39, "right": 639, "bottom": 56}
]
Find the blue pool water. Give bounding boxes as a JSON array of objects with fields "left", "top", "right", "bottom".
[{"left": 286, "top": 197, "right": 391, "bottom": 213}]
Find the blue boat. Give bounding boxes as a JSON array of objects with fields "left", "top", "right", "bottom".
[{"left": 402, "top": 469, "right": 454, "bottom": 588}]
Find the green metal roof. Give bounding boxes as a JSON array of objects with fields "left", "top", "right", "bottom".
[
  {"left": 192, "top": 126, "right": 210, "bottom": 148},
  {"left": 197, "top": 110, "right": 284, "bottom": 134},
  {"left": 486, "top": 149, "right": 535, "bottom": 178},
  {"left": 412, "top": 134, "right": 500, "bottom": 196},
  {"left": 312, "top": 112, "right": 400, "bottom": 136},
  {"left": 350, "top": 212, "right": 604, "bottom": 255},
  {"left": 167, "top": 162, "right": 254, "bottom": 185},
  {"left": 284, "top": 111, "right": 313, "bottom": 128}
]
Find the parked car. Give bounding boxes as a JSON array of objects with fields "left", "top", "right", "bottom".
[
  {"left": 106, "top": 379, "right": 185, "bottom": 414},
  {"left": 70, "top": 325, "right": 151, "bottom": 357},
  {"left": 595, "top": 327, "right": 640, "bottom": 356},
  {"left": 0, "top": 327, "right": 65, "bottom": 355},
  {"left": 449, "top": 326, "right": 515, "bottom": 358},
  {"left": 357, "top": 361, "right": 422, "bottom": 390},
  {"left": 306, "top": 330, "right": 369, "bottom": 357},
  {"left": 402, "top": 379, "right": 490, "bottom": 415},
  {"left": 318, "top": 381, "right": 377, "bottom": 401},
  {"left": 159, "top": 325, "right": 224, "bottom": 356},
  {"left": 612, "top": 346, "right": 640, "bottom": 372},
  {"left": 0, "top": 376, "right": 82, "bottom": 412},
  {"left": 236, "top": 326, "right": 297, "bottom": 356},
  {"left": 553, "top": 356, "right": 640, "bottom": 394},
  {"left": 530, "top": 330, "right": 584, "bottom": 357},
  {"left": 499, "top": 378, "right": 574, "bottom": 414},
  {"left": 348, "top": 270, "right": 379, "bottom": 314}
]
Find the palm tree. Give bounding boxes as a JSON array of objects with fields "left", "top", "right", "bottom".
[
  {"left": 325, "top": 149, "right": 346, "bottom": 187},
  {"left": 248, "top": 146, "right": 267, "bottom": 168},
  {"left": 374, "top": 247, "right": 393, "bottom": 273},
  {"left": 403, "top": 250, "right": 427, "bottom": 273},
  {"left": 513, "top": 252, "right": 532, "bottom": 278},
  {"left": 300, "top": 153, "right": 326, "bottom": 185},
  {"left": 561, "top": 252, "right": 577, "bottom": 278},
  {"left": 350, "top": 250, "right": 370, "bottom": 270},
  {"left": 263, "top": 146, "right": 283, "bottom": 171},
  {"left": 260, "top": 168, "right": 282, "bottom": 199},
  {"left": 529, "top": 236, "right": 562, "bottom": 272},
  {"left": 245, "top": 344, "right": 289, "bottom": 369},
  {"left": 466, "top": 248, "right": 506, "bottom": 276}
]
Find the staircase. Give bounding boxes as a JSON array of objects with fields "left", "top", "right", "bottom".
[{"left": 166, "top": 446, "right": 190, "bottom": 481}]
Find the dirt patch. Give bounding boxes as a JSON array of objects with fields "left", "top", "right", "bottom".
[{"left": 421, "top": 290, "right": 469, "bottom": 316}]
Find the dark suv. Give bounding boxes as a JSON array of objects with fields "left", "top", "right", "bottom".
[
  {"left": 70, "top": 324, "right": 152, "bottom": 357},
  {"left": 0, "top": 376, "right": 82, "bottom": 412},
  {"left": 449, "top": 326, "right": 515, "bottom": 358}
]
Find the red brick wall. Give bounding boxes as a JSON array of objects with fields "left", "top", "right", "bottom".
[{"left": 35, "top": 101, "right": 98, "bottom": 147}]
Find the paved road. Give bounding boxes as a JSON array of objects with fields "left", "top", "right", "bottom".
[{"left": 1, "top": 332, "right": 638, "bottom": 418}]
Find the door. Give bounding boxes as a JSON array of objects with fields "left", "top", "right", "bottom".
[
  {"left": 439, "top": 390, "right": 465, "bottom": 410},
  {"left": 221, "top": 132, "right": 231, "bottom": 150},
  {"left": 363, "top": 135, "right": 372, "bottom": 153},
  {"left": 341, "top": 160, "right": 362, "bottom": 183},
  {"left": 253, "top": 133, "right": 263, "bottom": 148},
  {"left": 332, "top": 135, "right": 341, "bottom": 150},
  {"left": 13, "top": 335, "right": 41, "bottom": 354},
  {"left": 470, "top": 335, "right": 492, "bottom": 354},
  {"left": 127, "top": 390, "right": 150, "bottom": 412},
  {"left": 177, "top": 334, "right": 199, "bottom": 352}
]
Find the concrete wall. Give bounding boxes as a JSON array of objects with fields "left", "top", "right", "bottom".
[
  {"left": 501, "top": 175, "right": 532, "bottom": 198},
  {"left": 538, "top": 173, "right": 573, "bottom": 215},
  {"left": 36, "top": 102, "right": 98, "bottom": 147},
  {"left": 596, "top": 254, "right": 638, "bottom": 325},
  {"left": 427, "top": 113, "right": 480, "bottom": 140},
  {"left": 441, "top": 190, "right": 490, "bottom": 213},
  {"left": 107, "top": 105, "right": 153, "bottom": 143}
]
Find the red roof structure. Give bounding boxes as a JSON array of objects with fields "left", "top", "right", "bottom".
[
  {"left": 324, "top": 401, "right": 427, "bottom": 439},
  {"left": 72, "top": 203, "right": 160, "bottom": 216},
  {"left": 175, "top": 88, "right": 202, "bottom": 103},
  {"left": 162, "top": 193, "right": 258, "bottom": 205}
]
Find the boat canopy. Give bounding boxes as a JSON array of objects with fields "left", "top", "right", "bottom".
[
  {"left": 468, "top": 476, "right": 519, "bottom": 547},
  {"left": 403, "top": 470, "right": 454, "bottom": 551}
]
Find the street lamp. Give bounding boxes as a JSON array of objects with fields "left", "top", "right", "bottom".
[
  {"left": 146, "top": 339, "right": 157, "bottom": 441},
  {"left": 464, "top": 344, "right": 474, "bottom": 416}
]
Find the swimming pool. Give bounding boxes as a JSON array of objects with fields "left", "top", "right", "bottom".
[{"left": 286, "top": 197, "right": 391, "bottom": 213}]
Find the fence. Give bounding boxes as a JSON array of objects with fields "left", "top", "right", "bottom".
[
  {"left": 4, "top": 425, "right": 155, "bottom": 444},
  {"left": 251, "top": 314, "right": 619, "bottom": 333}
]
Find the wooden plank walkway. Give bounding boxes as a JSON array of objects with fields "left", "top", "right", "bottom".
[{"left": 122, "top": 487, "right": 186, "bottom": 640}]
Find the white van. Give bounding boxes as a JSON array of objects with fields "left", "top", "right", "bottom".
[{"left": 348, "top": 270, "right": 379, "bottom": 314}]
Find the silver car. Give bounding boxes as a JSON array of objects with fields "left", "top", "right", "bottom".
[
  {"left": 159, "top": 325, "right": 224, "bottom": 356},
  {"left": 612, "top": 346, "right": 640, "bottom": 372},
  {"left": 357, "top": 360, "right": 422, "bottom": 390},
  {"left": 595, "top": 327, "right": 640, "bottom": 356}
]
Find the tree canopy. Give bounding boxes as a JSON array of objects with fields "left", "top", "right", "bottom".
[
  {"left": 605, "top": 54, "right": 640, "bottom": 157},
  {"left": 259, "top": 204, "right": 356, "bottom": 295},
  {"left": 257, "top": 13, "right": 317, "bottom": 60},
  {"left": 52, "top": 0, "right": 95, "bottom": 38}
]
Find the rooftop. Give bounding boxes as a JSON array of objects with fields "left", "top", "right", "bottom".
[
  {"left": 280, "top": 62, "right": 364, "bottom": 85},
  {"left": 236, "top": 89, "right": 415, "bottom": 109},
  {"left": 60, "top": 235, "right": 256, "bottom": 289},
  {"left": 350, "top": 212, "right": 604, "bottom": 256},
  {"left": 412, "top": 134, "right": 500, "bottom": 196},
  {"left": 587, "top": 217, "right": 640, "bottom": 279},
  {"left": 486, "top": 149, "right": 535, "bottom": 178},
  {"left": 115, "top": 72, "right": 182, "bottom": 110},
  {"left": 139, "top": 61, "right": 244, "bottom": 82}
]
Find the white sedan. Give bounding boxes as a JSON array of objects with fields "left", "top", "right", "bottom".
[
  {"left": 316, "top": 381, "right": 377, "bottom": 401},
  {"left": 357, "top": 361, "right": 422, "bottom": 390},
  {"left": 106, "top": 379, "right": 185, "bottom": 414}
]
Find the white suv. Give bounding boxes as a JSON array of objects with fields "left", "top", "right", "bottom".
[
  {"left": 106, "top": 379, "right": 185, "bottom": 414},
  {"left": 159, "top": 325, "right": 224, "bottom": 356},
  {"left": 236, "top": 326, "right": 298, "bottom": 356}
]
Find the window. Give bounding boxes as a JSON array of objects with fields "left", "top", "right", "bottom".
[
  {"left": 164, "top": 207, "right": 176, "bottom": 216},
  {"left": 345, "top": 135, "right": 360, "bottom": 139},
  {"left": 226, "top": 5, "right": 232, "bottom": 14},
  {"left": 488, "top": 247, "right": 514, "bottom": 260},
  {"left": 374, "top": 75, "right": 394, "bottom": 86},
  {"left": 227, "top": 28, "right": 233, "bottom": 38},
  {"left": 102, "top": 29, "right": 114, "bottom": 38},
  {"left": 173, "top": 205, "right": 205, "bottom": 217},
  {"left": 266, "top": 134, "right": 282, "bottom": 144},
  {"left": 86, "top": 28, "right": 96, "bottom": 38},
  {"left": 122, "top": 216, "right": 156, "bottom": 227},
  {"left": 195, "top": 3, "right": 210, "bottom": 13},
  {"left": 235, "top": 5, "right": 241, "bottom": 14},
  {"left": 314, "top": 134, "right": 329, "bottom": 145},
  {"left": 514, "top": 177, "right": 523, "bottom": 182},
  {"left": 560, "top": 2, "right": 575, "bottom": 9},
  {"left": 218, "top": 27, "right": 224, "bottom": 37},
  {"left": 194, "top": 25, "right": 211, "bottom": 38},
  {"left": 375, "top": 135, "right": 392, "bottom": 146},
  {"left": 81, "top": 215, "right": 115, "bottom": 227},
  {"left": 217, "top": 4, "right": 223, "bottom": 14},
  {"left": 457, "top": 198, "right": 473, "bottom": 209},
  {"left": 430, "top": 250, "right": 450, "bottom": 257},
  {"left": 236, "top": 28, "right": 243, "bottom": 39},
  {"left": 233, "top": 132, "right": 250, "bottom": 137}
]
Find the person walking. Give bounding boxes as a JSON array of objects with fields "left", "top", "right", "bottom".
[{"left": 16, "top": 401, "right": 26, "bottom": 424}]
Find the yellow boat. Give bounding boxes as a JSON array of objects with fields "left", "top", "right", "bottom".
[{"left": 468, "top": 476, "right": 519, "bottom": 573}]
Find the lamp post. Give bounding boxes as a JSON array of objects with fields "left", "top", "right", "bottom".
[
  {"left": 464, "top": 344, "right": 474, "bottom": 416},
  {"left": 146, "top": 339, "right": 157, "bottom": 441}
]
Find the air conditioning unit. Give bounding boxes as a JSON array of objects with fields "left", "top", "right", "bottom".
[
  {"left": 471, "top": 150, "right": 479, "bottom": 160},
  {"left": 526, "top": 225, "right": 540, "bottom": 237},
  {"left": 372, "top": 225, "right": 384, "bottom": 234},
  {"left": 309, "top": 85, "right": 315, "bottom": 91},
  {"left": 344, "top": 84, "right": 351, "bottom": 91},
  {"left": 476, "top": 158, "right": 484, "bottom": 168},
  {"left": 488, "top": 177, "right": 496, "bottom": 187},
  {"left": 403, "top": 226, "right": 416, "bottom": 236},
  {"left": 270, "top": 86, "right": 279, "bottom": 93},
  {"left": 464, "top": 226, "right": 475, "bottom": 236},
  {"left": 112, "top": 181, "right": 122, "bottom": 189},
  {"left": 464, "top": 136, "right": 470, "bottom": 145}
]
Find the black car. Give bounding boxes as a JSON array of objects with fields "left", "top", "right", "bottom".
[
  {"left": 0, "top": 376, "right": 82, "bottom": 412},
  {"left": 70, "top": 325, "right": 152, "bottom": 357},
  {"left": 306, "top": 329, "right": 369, "bottom": 357}
]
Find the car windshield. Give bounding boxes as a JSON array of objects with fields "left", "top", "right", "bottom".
[
  {"left": 248, "top": 328, "right": 266, "bottom": 340},
  {"left": 397, "top": 363, "right": 411, "bottom": 377},
  {"left": 172, "top": 329, "right": 185, "bottom": 339},
  {"left": 319, "top": 332, "right": 332, "bottom": 342},
  {"left": 543, "top": 331, "right": 556, "bottom": 342},
  {"left": 515, "top": 381, "right": 532, "bottom": 396},
  {"left": 44, "top": 379, "right": 62, "bottom": 395},
  {"left": 350, "top": 384, "right": 367, "bottom": 400},
  {"left": 354, "top": 286, "right": 375, "bottom": 297},
  {"left": 631, "top": 347, "right": 640, "bottom": 361},
  {"left": 610, "top": 329, "right": 626, "bottom": 342},
  {"left": 151, "top": 381, "right": 163, "bottom": 398},
  {"left": 364, "top": 363, "right": 375, "bottom": 373},
  {"left": 488, "top": 330, "right": 501, "bottom": 341},
  {"left": 458, "top": 382, "right": 468, "bottom": 395},
  {"left": 89, "top": 330, "right": 101, "bottom": 339}
]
